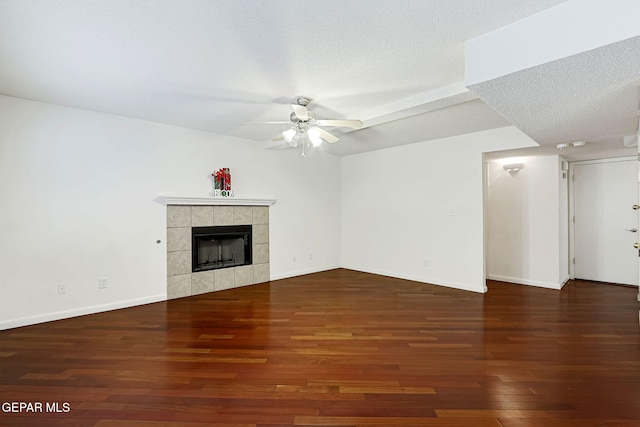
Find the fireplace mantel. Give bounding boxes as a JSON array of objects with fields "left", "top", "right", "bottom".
[{"left": 160, "top": 196, "right": 276, "bottom": 206}]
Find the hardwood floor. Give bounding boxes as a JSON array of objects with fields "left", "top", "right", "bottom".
[{"left": 1, "top": 269, "right": 639, "bottom": 426}]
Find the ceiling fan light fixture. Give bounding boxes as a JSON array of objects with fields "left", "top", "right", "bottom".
[
  {"left": 282, "top": 128, "right": 296, "bottom": 143},
  {"left": 307, "top": 127, "right": 323, "bottom": 147}
]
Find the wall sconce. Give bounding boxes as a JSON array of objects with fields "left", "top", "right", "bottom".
[{"left": 503, "top": 163, "right": 524, "bottom": 173}]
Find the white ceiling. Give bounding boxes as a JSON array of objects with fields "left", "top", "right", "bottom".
[{"left": 0, "top": 0, "right": 636, "bottom": 160}]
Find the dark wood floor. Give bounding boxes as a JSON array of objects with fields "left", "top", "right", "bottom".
[{"left": 1, "top": 269, "right": 639, "bottom": 426}]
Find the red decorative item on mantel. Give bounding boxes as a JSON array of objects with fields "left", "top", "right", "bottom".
[
  {"left": 223, "top": 168, "right": 231, "bottom": 190},
  {"left": 210, "top": 168, "right": 234, "bottom": 197}
]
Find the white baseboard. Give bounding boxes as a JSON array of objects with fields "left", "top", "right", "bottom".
[
  {"left": 270, "top": 265, "right": 341, "bottom": 281},
  {"left": 3, "top": 270, "right": 568, "bottom": 330},
  {"left": 340, "top": 264, "right": 486, "bottom": 293},
  {"left": 0, "top": 294, "right": 166, "bottom": 331},
  {"left": 488, "top": 274, "right": 564, "bottom": 290},
  {"left": 1, "top": 264, "right": 340, "bottom": 330}
]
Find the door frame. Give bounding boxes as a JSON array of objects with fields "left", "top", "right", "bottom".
[{"left": 568, "top": 156, "right": 638, "bottom": 286}]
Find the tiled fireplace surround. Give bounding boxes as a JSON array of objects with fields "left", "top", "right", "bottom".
[{"left": 166, "top": 204, "right": 270, "bottom": 299}]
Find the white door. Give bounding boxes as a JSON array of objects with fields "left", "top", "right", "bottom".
[{"left": 574, "top": 159, "right": 639, "bottom": 286}]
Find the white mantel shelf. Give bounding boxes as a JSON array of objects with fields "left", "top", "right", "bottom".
[{"left": 160, "top": 196, "right": 276, "bottom": 206}]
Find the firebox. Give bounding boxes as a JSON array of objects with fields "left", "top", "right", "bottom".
[{"left": 191, "top": 225, "right": 252, "bottom": 272}]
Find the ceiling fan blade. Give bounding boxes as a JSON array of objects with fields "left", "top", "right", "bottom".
[
  {"left": 316, "top": 119, "right": 363, "bottom": 129},
  {"left": 291, "top": 103, "right": 309, "bottom": 121},
  {"left": 245, "top": 121, "right": 291, "bottom": 125},
  {"left": 272, "top": 133, "right": 284, "bottom": 141},
  {"left": 317, "top": 127, "right": 340, "bottom": 143}
]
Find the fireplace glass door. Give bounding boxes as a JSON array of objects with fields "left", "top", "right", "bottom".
[{"left": 192, "top": 225, "right": 252, "bottom": 272}]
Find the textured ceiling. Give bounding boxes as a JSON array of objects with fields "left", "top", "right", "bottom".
[
  {"left": 469, "top": 35, "right": 640, "bottom": 160},
  {"left": 3, "top": 0, "right": 632, "bottom": 160}
]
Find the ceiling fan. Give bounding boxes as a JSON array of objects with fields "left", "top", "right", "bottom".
[{"left": 251, "top": 97, "right": 363, "bottom": 151}]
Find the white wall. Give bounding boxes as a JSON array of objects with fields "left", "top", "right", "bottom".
[
  {"left": 340, "top": 126, "right": 537, "bottom": 293},
  {"left": 0, "top": 96, "right": 341, "bottom": 329},
  {"left": 486, "top": 155, "right": 568, "bottom": 289}
]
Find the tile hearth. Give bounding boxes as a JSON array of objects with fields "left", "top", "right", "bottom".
[{"left": 166, "top": 204, "right": 270, "bottom": 299}]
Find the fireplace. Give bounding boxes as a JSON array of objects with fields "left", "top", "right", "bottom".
[
  {"left": 192, "top": 225, "right": 252, "bottom": 272},
  {"left": 165, "top": 202, "right": 272, "bottom": 300}
]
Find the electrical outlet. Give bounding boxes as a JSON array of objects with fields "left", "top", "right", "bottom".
[
  {"left": 423, "top": 259, "right": 429, "bottom": 267},
  {"left": 99, "top": 278, "right": 108, "bottom": 289},
  {"left": 292, "top": 256, "right": 297, "bottom": 262},
  {"left": 57, "top": 284, "right": 66, "bottom": 295},
  {"left": 309, "top": 253, "right": 313, "bottom": 260}
]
